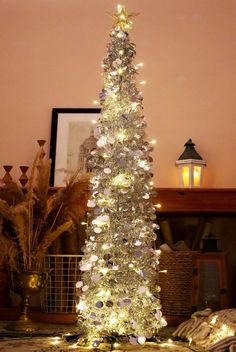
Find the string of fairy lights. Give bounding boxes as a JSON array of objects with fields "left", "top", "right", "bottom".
[{"left": 74, "top": 4, "right": 167, "bottom": 348}]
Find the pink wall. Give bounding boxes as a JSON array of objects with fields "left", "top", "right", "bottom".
[{"left": 0, "top": 0, "right": 236, "bottom": 187}]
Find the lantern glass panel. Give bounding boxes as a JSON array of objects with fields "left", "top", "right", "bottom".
[
  {"left": 182, "top": 166, "right": 190, "bottom": 187},
  {"left": 193, "top": 165, "right": 202, "bottom": 187}
]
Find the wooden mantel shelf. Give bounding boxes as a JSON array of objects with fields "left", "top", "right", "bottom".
[
  {"left": 152, "top": 188, "right": 236, "bottom": 213},
  {"left": 50, "top": 187, "right": 236, "bottom": 213}
]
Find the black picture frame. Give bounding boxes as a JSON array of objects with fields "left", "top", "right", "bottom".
[{"left": 49, "top": 108, "right": 101, "bottom": 186}]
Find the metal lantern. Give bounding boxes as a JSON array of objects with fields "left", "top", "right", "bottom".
[{"left": 176, "top": 139, "right": 206, "bottom": 188}]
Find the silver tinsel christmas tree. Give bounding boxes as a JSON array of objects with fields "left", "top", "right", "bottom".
[{"left": 77, "top": 5, "right": 166, "bottom": 347}]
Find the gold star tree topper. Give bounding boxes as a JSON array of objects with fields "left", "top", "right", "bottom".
[{"left": 111, "top": 4, "right": 139, "bottom": 32}]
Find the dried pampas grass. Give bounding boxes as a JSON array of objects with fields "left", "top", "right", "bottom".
[{"left": 0, "top": 149, "right": 90, "bottom": 271}]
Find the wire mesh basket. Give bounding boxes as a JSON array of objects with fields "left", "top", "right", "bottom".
[{"left": 41, "top": 254, "right": 82, "bottom": 313}]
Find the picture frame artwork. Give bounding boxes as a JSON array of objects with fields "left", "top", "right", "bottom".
[{"left": 50, "top": 108, "right": 101, "bottom": 187}]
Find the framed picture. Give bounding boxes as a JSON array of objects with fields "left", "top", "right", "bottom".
[{"left": 50, "top": 108, "right": 101, "bottom": 186}]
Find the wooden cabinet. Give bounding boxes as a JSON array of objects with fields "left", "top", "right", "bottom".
[{"left": 191, "top": 252, "right": 229, "bottom": 312}]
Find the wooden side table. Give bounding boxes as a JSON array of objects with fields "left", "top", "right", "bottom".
[{"left": 191, "top": 252, "right": 229, "bottom": 312}]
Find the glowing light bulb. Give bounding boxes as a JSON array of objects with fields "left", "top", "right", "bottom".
[
  {"left": 117, "top": 32, "right": 123, "bottom": 38},
  {"left": 150, "top": 139, "right": 156, "bottom": 144},
  {"left": 100, "top": 268, "right": 109, "bottom": 275},
  {"left": 210, "top": 315, "right": 218, "bottom": 325},
  {"left": 110, "top": 316, "right": 118, "bottom": 325},
  {"left": 118, "top": 68, "right": 123, "bottom": 75},
  {"left": 131, "top": 102, "right": 139, "bottom": 109},
  {"left": 77, "top": 300, "right": 87, "bottom": 311},
  {"left": 116, "top": 130, "right": 128, "bottom": 142},
  {"left": 140, "top": 80, "right": 146, "bottom": 85},
  {"left": 92, "top": 120, "right": 97, "bottom": 124},
  {"left": 97, "top": 290, "right": 105, "bottom": 297},
  {"left": 51, "top": 337, "right": 61, "bottom": 345},
  {"left": 102, "top": 243, "right": 112, "bottom": 250},
  {"left": 155, "top": 203, "right": 162, "bottom": 209},
  {"left": 93, "top": 100, "right": 99, "bottom": 105},
  {"left": 111, "top": 173, "right": 133, "bottom": 187},
  {"left": 50, "top": 336, "right": 61, "bottom": 346},
  {"left": 221, "top": 324, "right": 229, "bottom": 333}
]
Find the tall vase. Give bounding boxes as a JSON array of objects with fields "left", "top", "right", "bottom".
[{"left": 6, "top": 271, "right": 47, "bottom": 332}]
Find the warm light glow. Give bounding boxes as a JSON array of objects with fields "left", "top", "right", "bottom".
[
  {"left": 193, "top": 165, "right": 201, "bottom": 187},
  {"left": 100, "top": 268, "right": 109, "bottom": 275},
  {"left": 92, "top": 120, "right": 97, "bottom": 124},
  {"left": 50, "top": 337, "right": 61, "bottom": 346},
  {"left": 155, "top": 203, "right": 162, "bottom": 208},
  {"left": 182, "top": 166, "right": 190, "bottom": 187},
  {"left": 185, "top": 318, "right": 235, "bottom": 348},
  {"left": 97, "top": 289, "right": 111, "bottom": 298},
  {"left": 140, "top": 80, "right": 146, "bottom": 85},
  {"left": 102, "top": 153, "right": 109, "bottom": 159},
  {"left": 177, "top": 159, "right": 205, "bottom": 188},
  {"left": 116, "top": 129, "right": 128, "bottom": 142},
  {"left": 118, "top": 68, "right": 123, "bottom": 75},
  {"left": 93, "top": 100, "right": 99, "bottom": 105},
  {"left": 150, "top": 139, "right": 156, "bottom": 144},
  {"left": 77, "top": 300, "right": 87, "bottom": 311},
  {"left": 69, "top": 343, "right": 79, "bottom": 349},
  {"left": 160, "top": 341, "right": 175, "bottom": 347},
  {"left": 210, "top": 315, "right": 218, "bottom": 325},
  {"left": 102, "top": 243, "right": 112, "bottom": 250},
  {"left": 117, "top": 32, "right": 124, "bottom": 38},
  {"left": 111, "top": 173, "right": 133, "bottom": 187}
]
